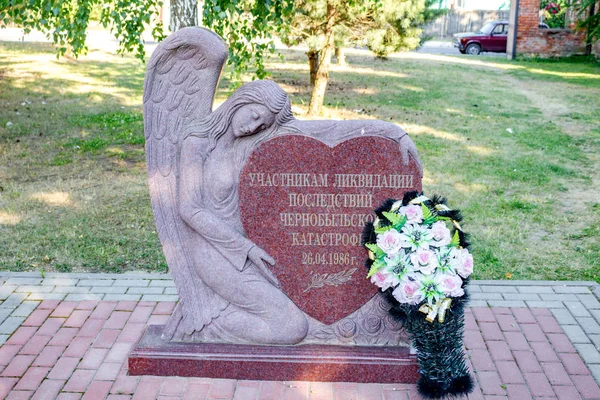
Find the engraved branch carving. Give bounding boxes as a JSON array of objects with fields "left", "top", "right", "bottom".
[{"left": 303, "top": 268, "right": 358, "bottom": 293}]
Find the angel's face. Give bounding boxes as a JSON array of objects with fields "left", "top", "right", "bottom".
[{"left": 232, "top": 104, "right": 277, "bottom": 138}]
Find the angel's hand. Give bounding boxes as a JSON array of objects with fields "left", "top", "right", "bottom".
[
  {"left": 248, "top": 246, "right": 280, "bottom": 288},
  {"left": 399, "top": 134, "right": 423, "bottom": 175}
]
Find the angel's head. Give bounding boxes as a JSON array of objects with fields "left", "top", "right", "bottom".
[
  {"left": 229, "top": 80, "right": 293, "bottom": 138},
  {"left": 185, "top": 80, "right": 293, "bottom": 151}
]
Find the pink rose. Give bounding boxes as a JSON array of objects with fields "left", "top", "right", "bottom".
[
  {"left": 370, "top": 270, "right": 398, "bottom": 291},
  {"left": 452, "top": 248, "right": 473, "bottom": 278},
  {"left": 430, "top": 221, "right": 452, "bottom": 247},
  {"left": 410, "top": 249, "right": 438, "bottom": 275},
  {"left": 392, "top": 280, "right": 424, "bottom": 305},
  {"left": 437, "top": 273, "right": 464, "bottom": 297},
  {"left": 377, "top": 229, "right": 403, "bottom": 256},
  {"left": 399, "top": 204, "right": 423, "bottom": 224}
]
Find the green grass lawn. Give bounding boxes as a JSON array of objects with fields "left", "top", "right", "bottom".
[{"left": 0, "top": 42, "right": 599, "bottom": 281}]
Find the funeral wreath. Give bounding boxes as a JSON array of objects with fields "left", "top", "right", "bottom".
[{"left": 363, "top": 191, "right": 474, "bottom": 399}]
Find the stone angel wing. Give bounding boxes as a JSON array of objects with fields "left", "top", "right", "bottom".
[{"left": 144, "top": 28, "right": 228, "bottom": 337}]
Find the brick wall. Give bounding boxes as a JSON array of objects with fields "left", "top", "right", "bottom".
[{"left": 516, "top": 0, "right": 600, "bottom": 56}]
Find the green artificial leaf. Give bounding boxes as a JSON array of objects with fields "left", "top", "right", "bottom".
[
  {"left": 375, "top": 224, "right": 392, "bottom": 234},
  {"left": 365, "top": 243, "right": 379, "bottom": 252},
  {"left": 449, "top": 230, "right": 460, "bottom": 248},
  {"left": 422, "top": 204, "right": 436, "bottom": 225},
  {"left": 421, "top": 203, "right": 433, "bottom": 220},
  {"left": 392, "top": 215, "right": 407, "bottom": 231},
  {"left": 382, "top": 211, "right": 402, "bottom": 225},
  {"left": 365, "top": 243, "right": 387, "bottom": 260},
  {"left": 365, "top": 243, "right": 383, "bottom": 258},
  {"left": 367, "top": 258, "right": 386, "bottom": 278}
]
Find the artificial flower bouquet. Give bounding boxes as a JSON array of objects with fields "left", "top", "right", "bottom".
[
  {"left": 362, "top": 191, "right": 473, "bottom": 399},
  {"left": 545, "top": 2, "right": 561, "bottom": 14}
]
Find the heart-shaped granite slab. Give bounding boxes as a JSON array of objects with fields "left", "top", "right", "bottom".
[{"left": 239, "top": 135, "right": 421, "bottom": 325}]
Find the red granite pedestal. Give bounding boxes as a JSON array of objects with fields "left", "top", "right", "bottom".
[{"left": 128, "top": 325, "right": 419, "bottom": 383}]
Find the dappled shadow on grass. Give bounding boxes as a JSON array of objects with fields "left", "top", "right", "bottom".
[
  {"left": 1, "top": 42, "right": 599, "bottom": 280},
  {"left": 0, "top": 43, "right": 159, "bottom": 273},
  {"left": 396, "top": 52, "right": 600, "bottom": 87},
  {"left": 49, "top": 58, "right": 145, "bottom": 93},
  {"left": 510, "top": 55, "right": 600, "bottom": 87},
  {"left": 269, "top": 48, "right": 600, "bottom": 282},
  {"left": 0, "top": 42, "right": 145, "bottom": 107},
  {"left": 0, "top": 183, "right": 167, "bottom": 273},
  {"left": 0, "top": 42, "right": 147, "bottom": 174}
]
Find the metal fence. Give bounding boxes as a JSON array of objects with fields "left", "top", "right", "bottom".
[{"left": 423, "top": 10, "right": 511, "bottom": 38}]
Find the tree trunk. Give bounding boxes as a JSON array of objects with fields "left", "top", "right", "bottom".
[
  {"left": 170, "top": 0, "right": 198, "bottom": 32},
  {"left": 308, "top": 3, "right": 335, "bottom": 116},
  {"left": 585, "top": 2, "right": 596, "bottom": 56},
  {"left": 308, "top": 50, "right": 319, "bottom": 86},
  {"left": 335, "top": 46, "right": 346, "bottom": 67}
]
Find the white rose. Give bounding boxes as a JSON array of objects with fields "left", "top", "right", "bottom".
[
  {"left": 377, "top": 229, "right": 403, "bottom": 256},
  {"left": 430, "top": 221, "right": 452, "bottom": 247},
  {"left": 399, "top": 204, "right": 423, "bottom": 224},
  {"left": 410, "top": 248, "right": 439, "bottom": 275},
  {"left": 392, "top": 280, "right": 424, "bottom": 305},
  {"left": 370, "top": 271, "right": 397, "bottom": 292},
  {"left": 451, "top": 248, "right": 474, "bottom": 278},
  {"left": 437, "top": 273, "right": 465, "bottom": 297}
]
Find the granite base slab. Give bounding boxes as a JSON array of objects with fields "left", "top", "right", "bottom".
[{"left": 128, "top": 325, "right": 419, "bottom": 383}]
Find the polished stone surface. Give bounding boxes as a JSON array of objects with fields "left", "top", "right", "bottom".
[
  {"left": 240, "top": 135, "right": 421, "bottom": 325},
  {"left": 144, "top": 26, "right": 422, "bottom": 346},
  {"left": 129, "top": 325, "right": 419, "bottom": 383}
]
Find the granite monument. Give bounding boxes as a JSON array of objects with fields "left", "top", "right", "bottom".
[{"left": 130, "top": 27, "right": 424, "bottom": 382}]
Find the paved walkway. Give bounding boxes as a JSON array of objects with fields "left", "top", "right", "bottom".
[{"left": 0, "top": 272, "right": 599, "bottom": 399}]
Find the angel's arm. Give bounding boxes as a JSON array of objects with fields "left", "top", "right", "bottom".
[{"left": 178, "top": 137, "right": 254, "bottom": 271}]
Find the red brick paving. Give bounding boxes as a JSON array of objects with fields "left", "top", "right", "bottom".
[
  {"left": 530, "top": 340, "right": 560, "bottom": 363},
  {"left": 495, "top": 314, "right": 519, "bottom": 332},
  {"left": 33, "top": 346, "right": 65, "bottom": 367},
  {"left": 480, "top": 322, "right": 504, "bottom": 341},
  {"left": 78, "top": 318, "right": 106, "bottom": 338},
  {"left": 488, "top": 340, "right": 513, "bottom": 362},
  {"left": 512, "top": 308, "right": 536, "bottom": 324},
  {"left": 79, "top": 348, "right": 108, "bottom": 370},
  {"left": 65, "top": 310, "right": 93, "bottom": 328},
  {"left": 548, "top": 333, "right": 578, "bottom": 353},
  {"left": 572, "top": 375, "right": 600, "bottom": 399},
  {"left": 64, "top": 337, "right": 94, "bottom": 358},
  {"left": 64, "top": 369, "right": 96, "bottom": 392},
  {"left": 57, "top": 393, "right": 83, "bottom": 400},
  {"left": 23, "top": 309, "right": 52, "bottom": 327},
  {"left": 0, "top": 346, "right": 22, "bottom": 366},
  {"left": 52, "top": 302, "right": 78, "bottom": 318},
  {"left": 495, "top": 361, "right": 524, "bottom": 384},
  {"left": 110, "top": 372, "right": 139, "bottom": 395},
  {"left": 13, "top": 366, "right": 50, "bottom": 391},
  {"left": 1, "top": 355, "right": 35, "bottom": 378},
  {"left": 37, "top": 317, "right": 65, "bottom": 336},
  {"left": 560, "top": 352, "right": 592, "bottom": 375},
  {"left": 520, "top": 322, "right": 546, "bottom": 341},
  {"left": 0, "top": 303, "right": 598, "bottom": 399},
  {"left": 465, "top": 307, "right": 600, "bottom": 400},
  {"left": 50, "top": 327, "right": 79, "bottom": 347},
  {"left": 116, "top": 302, "right": 138, "bottom": 312},
  {"left": 5, "top": 327, "right": 37, "bottom": 346},
  {"left": 82, "top": 380, "right": 112, "bottom": 400},
  {"left": 31, "top": 378, "right": 66, "bottom": 400}
]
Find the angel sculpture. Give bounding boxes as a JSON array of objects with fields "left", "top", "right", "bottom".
[{"left": 145, "top": 27, "right": 422, "bottom": 345}]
